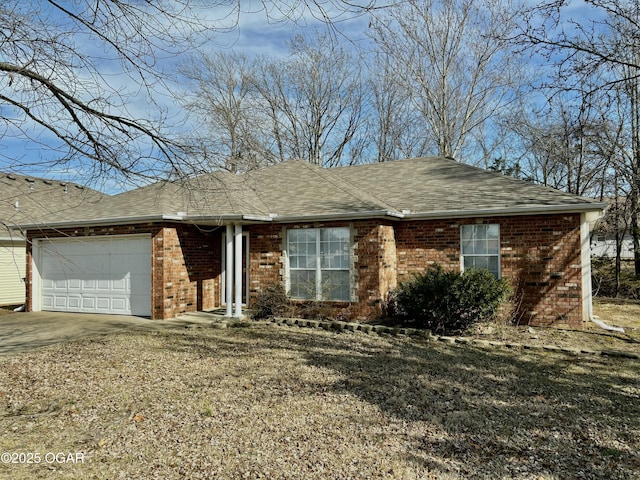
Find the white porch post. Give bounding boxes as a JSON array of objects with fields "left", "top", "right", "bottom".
[
  {"left": 234, "top": 223, "right": 243, "bottom": 318},
  {"left": 580, "top": 212, "right": 594, "bottom": 322},
  {"left": 225, "top": 223, "right": 233, "bottom": 317}
]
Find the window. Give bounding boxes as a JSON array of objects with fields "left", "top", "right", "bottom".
[
  {"left": 287, "top": 227, "right": 350, "bottom": 301},
  {"left": 461, "top": 224, "right": 500, "bottom": 278}
]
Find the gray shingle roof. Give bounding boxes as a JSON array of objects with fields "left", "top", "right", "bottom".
[
  {"left": 13, "top": 157, "right": 605, "bottom": 228},
  {"left": 241, "top": 161, "right": 398, "bottom": 217},
  {"left": 0, "top": 173, "right": 104, "bottom": 238},
  {"left": 333, "top": 157, "right": 604, "bottom": 215}
]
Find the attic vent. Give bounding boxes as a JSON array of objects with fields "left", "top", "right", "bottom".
[
  {"left": 6, "top": 175, "right": 15, "bottom": 180},
  {"left": 74, "top": 184, "right": 84, "bottom": 190},
  {"left": 43, "top": 180, "right": 52, "bottom": 185}
]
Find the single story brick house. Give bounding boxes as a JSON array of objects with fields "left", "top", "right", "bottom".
[
  {"left": 18, "top": 157, "right": 605, "bottom": 328},
  {"left": 0, "top": 173, "right": 102, "bottom": 305}
]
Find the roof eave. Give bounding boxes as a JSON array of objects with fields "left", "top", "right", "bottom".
[
  {"left": 14, "top": 203, "right": 607, "bottom": 231},
  {"left": 15, "top": 213, "right": 276, "bottom": 230},
  {"left": 401, "top": 203, "right": 607, "bottom": 220},
  {"left": 268, "top": 210, "right": 404, "bottom": 223},
  {"left": 13, "top": 214, "right": 187, "bottom": 230}
]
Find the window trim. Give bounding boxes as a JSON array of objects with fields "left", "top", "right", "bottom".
[
  {"left": 460, "top": 223, "right": 501, "bottom": 278},
  {"left": 286, "top": 227, "right": 351, "bottom": 301}
]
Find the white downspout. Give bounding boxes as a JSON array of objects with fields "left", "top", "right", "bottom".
[
  {"left": 581, "top": 211, "right": 625, "bottom": 332},
  {"left": 580, "top": 212, "right": 593, "bottom": 323}
]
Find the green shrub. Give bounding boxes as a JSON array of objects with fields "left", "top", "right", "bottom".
[
  {"left": 391, "top": 263, "right": 512, "bottom": 335},
  {"left": 251, "top": 283, "right": 291, "bottom": 319}
]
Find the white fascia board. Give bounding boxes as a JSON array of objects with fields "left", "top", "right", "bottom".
[
  {"left": 15, "top": 214, "right": 185, "bottom": 230},
  {"left": 269, "top": 204, "right": 605, "bottom": 223},
  {"left": 13, "top": 203, "right": 607, "bottom": 231},
  {"left": 271, "top": 210, "right": 404, "bottom": 223},
  {"left": 16, "top": 213, "right": 265, "bottom": 230},
  {"left": 401, "top": 203, "right": 607, "bottom": 220},
  {"left": 242, "top": 214, "right": 275, "bottom": 222}
]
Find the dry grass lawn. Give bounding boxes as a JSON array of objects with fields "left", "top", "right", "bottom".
[
  {"left": 465, "top": 299, "right": 640, "bottom": 354},
  {"left": 0, "top": 304, "right": 639, "bottom": 479}
]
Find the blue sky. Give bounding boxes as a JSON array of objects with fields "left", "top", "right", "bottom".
[
  {"left": 0, "top": 0, "right": 606, "bottom": 193},
  {"left": 0, "top": 1, "right": 372, "bottom": 192}
]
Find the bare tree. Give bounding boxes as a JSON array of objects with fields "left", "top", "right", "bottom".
[
  {"left": 510, "top": 88, "right": 614, "bottom": 196},
  {"left": 0, "top": 1, "right": 221, "bottom": 187},
  {"left": 368, "top": 0, "right": 525, "bottom": 161},
  {"left": 179, "top": 52, "right": 277, "bottom": 173},
  {"left": 252, "top": 31, "right": 367, "bottom": 167},
  {"left": 0, "top": 1, "right": 384, "bottom": 188},
  {"left": 620, "top": 31, "right": 640, "bottom": 274},
  {"left": 517, "top": 0, "right": 640, "bottom": 275},
  {"left": 516, "top": 0, "right": 640, "bottom": 84},
  {"left": 368, "top": 52, "right": 431, "bottom": 162},
  {"left": 515, "top": 0, "right": 640, "bottom": 273}
]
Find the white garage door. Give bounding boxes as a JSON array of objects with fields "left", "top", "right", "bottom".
[{"left": 38, "top": 236, "right": 151, "bottom": 316}]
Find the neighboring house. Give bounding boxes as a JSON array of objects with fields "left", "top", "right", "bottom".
[
  {"left": 0, "top": 233, "right": 25, "bottom": 306},
  {"left": 17, "top": 157, "right": 605, "bottom": 328},
  {"left": 591, "top": 233, "right": 635, "bottom": 259},
  {"left": 0, "top": 173, "right": 103, "bottom": 305},
  {"left": 589, "top": 197, "right": 635, "bottom": 260}
]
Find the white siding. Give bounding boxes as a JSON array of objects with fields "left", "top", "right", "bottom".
[{"left": 591, "top": 234, "right": 634, "bottom": 259}]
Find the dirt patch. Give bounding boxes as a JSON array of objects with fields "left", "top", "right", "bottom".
[
  {"left": 465, "top": 300, "right": 640, "bottom": 355},
  {"left": 593, "top": 298, "right": 640, "bottom": 331},
  {"left": 0, "top": 317, "right": 638, "bottom": 479},
  {"left": 0, "top": 305, "right": 22, "bottom": 316}
]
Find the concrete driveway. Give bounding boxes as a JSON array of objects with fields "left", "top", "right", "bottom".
[{"left": 0, "top": 311, "right": 214, "bottom": 355}]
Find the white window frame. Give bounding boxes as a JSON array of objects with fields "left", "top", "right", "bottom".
[
  {"left": 286, "top": 227, "right": 351, "bottom": 301},
  {"left": 460, "top": 224, "right": 501, "bottom": 278}
]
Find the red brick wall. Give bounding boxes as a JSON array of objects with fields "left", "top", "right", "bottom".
[
  {"left": 157, "top": 224, "right": 221, "bottom": 319},
  {"left": 248, "top": 214, "right": 583, "bottom": 327},
  {"left": 394, "top": 214, "right": 583, "bottom": 327},
  {"left": 352, "top": 221, "right": 398, "bottom": 319},
  {"left": 25, "top": 214, "right": 585, "bottom": 327},
  {"left": 247, "top": 221, "right": 398, "bottom": 321},
  {"left": 248, "top": 224, "right": 285, "bottom": 299},
  {"left": 500, "top": 214, "right": 582, "bottom": 327}
]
